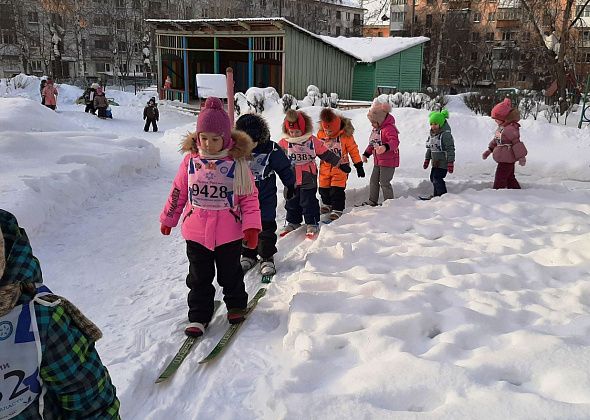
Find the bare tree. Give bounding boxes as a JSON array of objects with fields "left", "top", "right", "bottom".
[{"left": 520, "top": 0, "right": 578, "bottom": 103}]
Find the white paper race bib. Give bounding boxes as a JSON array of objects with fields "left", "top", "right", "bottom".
[
  {"left": 426, "top": 133, "right": 442, "bottom": 152},
  {"left": 0, "top": 301, "right": 43, "bottom": 419},
  {"left": 188, "top": 158, "right": 235, "bottom": 210},
  {"left": 287, "top": 141, "right": 316, "bottom": 166},
  {"left": 369, "top": 130, "right": 382, "bottom": 148},
  {"left": 249, "top": 152, "right": 272, "bottom": 182}
]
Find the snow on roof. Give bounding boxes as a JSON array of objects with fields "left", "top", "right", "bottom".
[
  {"left": 146, "top": 17, "right": 360, "bottom": 59},
  {"left": 319, "top": 35, "right": 429, "bottom": 63}
]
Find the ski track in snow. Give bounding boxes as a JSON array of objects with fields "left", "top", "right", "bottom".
[{"left": 8, "top": 96, "right": 590, "bottom": 419}]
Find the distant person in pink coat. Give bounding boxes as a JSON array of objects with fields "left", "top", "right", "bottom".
[
  {"left": 42, "top": 78, "right": 58, "bottom": 110},
  {"left": 482, "top": 98, "right": 528, "bottom": 189},
  {"left": 160, "top": 97, "right": 261, "bottom": 338}
]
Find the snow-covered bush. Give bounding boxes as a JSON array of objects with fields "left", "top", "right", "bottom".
[
  {"left": 234, "top": 86, "right": 281, "bottom": 116},
  {"left": 299, "top": 85, "right": 322, "bottom": 107},
  {"left": 281, "top": 94, "right": 298, "bottom": 113}
]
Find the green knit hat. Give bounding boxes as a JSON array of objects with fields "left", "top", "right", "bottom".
[{"left": 429, "top": 109, "right": 449, "bottom": 126}]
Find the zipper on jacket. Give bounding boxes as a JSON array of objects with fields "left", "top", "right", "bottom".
[
  {"left": 229, "top": 209, "right": 241, "bottom": 224},
  {"left": 182, "top": 208, "right": 194, "bottom": 223}
]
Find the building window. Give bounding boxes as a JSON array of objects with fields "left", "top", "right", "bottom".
[
  {"left": 345, "top": 27, "right": 350, "bottom": 36},
  {"left": 392, "top": 12, "right": 405, "bottom": 22},
  {"left": 577, "top": 5, "right": 590, "bottom": 17},
  {"left": 473, "top": 12, "right": 481, "bottom": 22},
  {"left": 486, "top": 32, "right": 494, "bottom": 41},
  {"left": 585, "top": 52, "right": 590, "bottom": 62},
  {"left": 583, "top": 31, "right": 590, "bottom": 42},
  {"left": 135, "top": 64, "right": 143, "bottom": 73},
  {"left": 116, "top": 0, "right": 125, "bottom": 7},
  {"left": 501, "top": 31, "right": 513, "bottom": 41},
  {"left": 336, "top": 26, "right": 341, "bottom": 36},
  {"left": 116, "top": 20, "right": 126, "bottom": 30},
  {"left": 96, "top": 62, "right": 112, "bottom": 73},
  {"left": 471, "top": 32, "right": 480, "bottom": 42},
  {"left": 497, "top": 9, "right": 520, "bottom": 20},
  {"left": 118, "top": 41, "right": 127, "bottom": 52},
  {"left": 353, "top": 13, "right": 361, "bottom": 24},
  {"left": 0, "top": 31, "right": 17, "bottom": 44},
  {"left": 31, "top": 60, "right": 42, "bottom": 72},
  {"left": 0, "top": 9, "right": 14, "bottom": 29},
  {"left": 336, "top": 10, "right": 341, "bottom": 19},
  {"left": 94, "top": 37, "right": 111, "bottom": 50},
  {"left": 93, "top": 16, "right": 108, "bottom": 27},
  {"left": 488, "top": 12, "right": 495, "bottom": 21},
  {"left": 427, "top": 0, "right": 435, "bottom": 4},
  {"left": 346, "top": 12, "right": 351, "bottom": 21},
  {"left": 426, "top": 14, "right": 432, "bottom": 27},
  {"left": 377, "top": 31, "right": 383, "bottom": 37},
  {"left": 28, "top": 12, "right": 39, "bottom": 23}
]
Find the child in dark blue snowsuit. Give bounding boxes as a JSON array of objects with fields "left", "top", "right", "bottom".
[{"left": 236, "top": 114, "right": 295, "bottom": 276}]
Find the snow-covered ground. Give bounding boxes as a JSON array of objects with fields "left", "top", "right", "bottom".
[{"left": 1, "top": 79, "right": 590, "bottom": 419}]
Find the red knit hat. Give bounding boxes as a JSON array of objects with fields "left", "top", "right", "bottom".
[
  {"left": 197, "top": 97, "right": 233, "bottom": 149},
  {"left": 491, "top": 98, "right": 513, "bottom": 121},
  {"left": 284, "top": 110, "right": 306, "bottom": 133},
  {"left": 319, "top": 108, "right": 342, "bottom": 134}
]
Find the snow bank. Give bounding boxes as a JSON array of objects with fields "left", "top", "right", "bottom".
[{"left": 0, "top": 99, "right": 159, "bottom": 233}]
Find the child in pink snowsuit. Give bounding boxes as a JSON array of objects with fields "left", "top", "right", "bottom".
[
  {"left": 482, "top": 98, "right": 528, "bottom": 189},
  {"left": 160, "top": 97, "right": 261, "bottom": 337},
  {"left": 361, "top": 101, "right": 400, "bottom": 205}
]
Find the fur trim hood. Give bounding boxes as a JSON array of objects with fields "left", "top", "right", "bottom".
[
  {"left": 319, "top": 108, "right": 354, "bottom": 136},
  {"left": 180, "top": 129, "right": 255, "bottom": 159},
  {"left": 282, "top": 110, "right": 314, "bottom": 137}
]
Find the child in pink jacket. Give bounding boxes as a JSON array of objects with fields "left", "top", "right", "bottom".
[
  {"left": 361, "top": 101, "right": 400, "bottom": 206},
  {"left": 160, "top": 97, "right": 261, "bottom": 337},
  {"left": 482, "top": 98, "right": 528, "bottom": 189}
]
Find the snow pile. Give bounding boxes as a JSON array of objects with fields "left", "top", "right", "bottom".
[
  {"left": 0, "top": 97, "right": 160, "bottom": 233},
  {"left": 0, "top": 97, "right": 85, "bottom": 132}
]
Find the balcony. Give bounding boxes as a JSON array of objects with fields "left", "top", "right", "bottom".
[{"left": 495, "top": 19, "right": 521, "bottom": 29}]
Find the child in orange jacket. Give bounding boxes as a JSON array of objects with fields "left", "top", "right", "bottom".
[{"left": 317, "top": 108, "right": 365, "bottom": 220}]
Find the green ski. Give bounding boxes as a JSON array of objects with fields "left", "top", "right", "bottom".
[
  {"left": 199, "top": 288, "right": 267, "bottom": 364},
  {"left": 155, "top": 300, "right": 222, "bottom": 383}
]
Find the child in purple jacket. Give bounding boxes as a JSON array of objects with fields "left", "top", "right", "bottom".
[
  {"left": 361, "top": 101, "right": 400, "bottom": 206},
  {"left": 482, "top": 98, "right": 528, "bottom": 189},
  {"left": 160, "top": 97, "right": 261, "bottom": 337}
]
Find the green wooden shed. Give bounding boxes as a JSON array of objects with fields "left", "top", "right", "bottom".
[
  {"left": 321, "top": 36, "right": 429, "bottom": 101},
  {"left": 146, "top": 18, "right": 359, "bottom": 103}
]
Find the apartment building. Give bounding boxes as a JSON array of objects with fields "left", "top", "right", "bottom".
[
  {"left": 389, "top": 0, "right": 590, "bottom": 89},
  {"left": 0, "top": 0, "right": 364, "bottom": 80}
]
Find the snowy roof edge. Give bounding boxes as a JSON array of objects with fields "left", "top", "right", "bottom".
[{"left": 146, "top": 17, "right": 362, "bottom": 60}]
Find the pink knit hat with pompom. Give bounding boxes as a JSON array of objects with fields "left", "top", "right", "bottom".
[
  {"left": 367, "top": 101, "right": 392, "bottom": 125},
  {"left": 196, "top": 97, "right": 233, "bottom": 150},
  {"left": 491, "top": 98, "right": 513, "bottom": 121}
]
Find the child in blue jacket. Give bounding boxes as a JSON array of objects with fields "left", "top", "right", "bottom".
[{"left": 236, "top": 114, "right": 296, "bottom": 276}]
